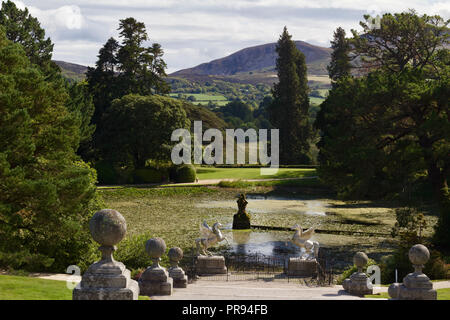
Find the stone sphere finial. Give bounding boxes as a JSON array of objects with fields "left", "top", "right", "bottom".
[
  {"left": 89, "top": 209, "right": 127, "bottom": 246},
  {"left": 168, "top": 247, "right": 183, "bottom": 268},
  {"left": 409, "top": 244, "right": 430, "bottom": 272},
  {"left": 354, "top": 252, "right": 369, "bottom": 272},
  {"left": 146, "top": 237, "right": 166, "bottom": 268},
  {"left": 168, "top": 247, "right": 183, "bottom": 262}
]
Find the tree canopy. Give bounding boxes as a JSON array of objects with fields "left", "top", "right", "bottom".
[
  {"left": 98, "top": 94, "right": 190, "bottom": 169},
  {"left": 87, "top": 17, "right": 170, "bottom": 126},
  {"left": 269, "top": 27, "right": 312, "bottom": 164},
  {"left": 0, "top": 29, "right": 99, "bottom": 271},
  {"left": 316, "top": 11, "right": 450, "bottom": 248},
  {"left": 327, "top": 27, "right": 351, "bottom": 83},
  {"left": 0, "top": 0, "right": 59, "bottom": 79}
]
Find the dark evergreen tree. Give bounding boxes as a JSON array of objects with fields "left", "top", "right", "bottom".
[
  {"left": 327, "top": 27, "right": 351, "bottom": 83},
  {"left": 0, "top": 29, "right": 100, "bottom": 272},
  {"left": 268, "top": 27, "right": 311, "bottom": 164},
  {"left": 86, "top": 37, "right": 120, "bottom": 125},
  {"left": 0, "top": 0, "right": 59, "bottom": 79},
  {"left": 1, "top": 1, "right": 97, "bottom": 160},
  {"left": 87, "top": 17, "right": 170, "bottom": 126}
]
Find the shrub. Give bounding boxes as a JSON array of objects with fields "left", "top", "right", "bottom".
[
  {"left": 173, "top": 164, "right": 197, "bottom": 183},
  {"left": 379, "top": 247, "right": 450, "bottom": 284},
  {"left": 114, "top": 232, "right": 170, "bottom": 271},
  {"left": 337, "top": 258, "right": 378, "bottom": 285},
  {"left": 114, "top": 233, "right": 151, "bottom": 270},
  {"left": 133, "top": 167, "right": 168, "bottom": 184}
]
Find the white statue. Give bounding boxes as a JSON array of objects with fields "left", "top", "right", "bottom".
[
  {"left": 195, "top": 221, "right": 228, "bottom": 256},
  {"left": 291, "top": 224, "right": 320, "bottom": 260}
]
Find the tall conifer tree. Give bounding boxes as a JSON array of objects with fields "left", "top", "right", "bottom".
[
  {"left": 327, "top": 27, "right": 351, "bottom": 83},
  {"left": 269, "top": 27, "right": 311, "bottom": 164}
]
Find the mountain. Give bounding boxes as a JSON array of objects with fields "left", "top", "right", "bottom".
[
  {"left": 171, "top": 41, "right": 332, "bottom": 78},
  {"left": 53, "top": 40, "right": 331, "bottom": 85},
  {"left": 53, "top": 60, "right": 88, "bottom": 82}
]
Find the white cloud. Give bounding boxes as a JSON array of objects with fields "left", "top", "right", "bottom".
[{"left": 12, "top": 1, "right": 84, "bottom": 31}]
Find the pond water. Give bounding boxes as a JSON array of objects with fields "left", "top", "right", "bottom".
[
  {"left": 196, "top": 195, "right": 326, "bottom": 257},
  {"left": 196, "top": 195, "right": 329, "bottom": 216},
  {"left": 221, "top": 228, "right": 314, "bottom": 258}
]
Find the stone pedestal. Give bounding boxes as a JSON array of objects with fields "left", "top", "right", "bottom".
[
  {"left": 138, "top": 237, "right": 173, "bottom": 296},
  {"left": 168, "top": 247, "right": 188, "bottom": 288},
  {"left": 169, "top": 266, "right": 188, "bottom": 288},
  {"left": 73, "top": 209, "right": 139, "bottom": 300},
  {"left": 388, "top": 244, "right": 437, "bottom": 300},
  {"left": 139, "top": 266, "right": 173, "bottom": 296},
  {"left": 342, "top": 252, "right": 373, "bottom": 296},
  {"left": 287, "top": 258, "right": 318, "bottom": 277},
  {"left": 196, "top": 256, "right": 227, "bottom": 275},
  {"left": 342, "top": 272, "right": 373, "bottom": 296},
  {"left": 73, "top": 250, "right": 139, "bottom": 300}
]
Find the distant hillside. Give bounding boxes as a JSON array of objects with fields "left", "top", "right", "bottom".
[
  {"left": 171, "top": 41, "right": 332, "bottom": 78},
  {"left": 53, "top": 60, "right": 88, "bottom": 82}
]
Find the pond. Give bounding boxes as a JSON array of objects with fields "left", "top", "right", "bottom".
[
  {"left": 196, "top": 194, "right": 329, "bottom": 216},
  {"left": 197, "top": 195, "right": 326, "bottom": 258}
]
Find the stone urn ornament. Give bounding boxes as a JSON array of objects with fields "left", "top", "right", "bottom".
[{"left": 72, "top": 209, "right": 139, "bottom": 300}]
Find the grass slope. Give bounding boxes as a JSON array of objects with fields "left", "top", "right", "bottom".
[{"left": 0, "top": 275, "right": 150, "bottom": 300}]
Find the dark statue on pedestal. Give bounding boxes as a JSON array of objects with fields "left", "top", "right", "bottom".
[{"left": 232, "top": 194, "right": 251, "bottom": 229}]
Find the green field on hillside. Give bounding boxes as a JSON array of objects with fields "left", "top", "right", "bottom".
[
  {"left": 309, "top": 96, "right": 325, "bottom": 105},
  {"left": 169, "top": 93, "right": 230, "bottom": 106}
]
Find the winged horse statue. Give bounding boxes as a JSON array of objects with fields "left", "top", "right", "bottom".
[
  {"left": 291, "top": 224, "right": 320, "bottom": 260},
  {"left": 195, "top": 221, "right": 228, "bottom": 256}
]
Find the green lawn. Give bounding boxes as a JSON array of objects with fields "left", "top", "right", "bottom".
[
  {"left": 0, "top": 275, "right": 149, "bottom": 300},
  {"left": 365, "top": 288, "right": 450, "bottom": 300},
  {"left": 195, "top": 167, "right": 317, "bottom": 180}
]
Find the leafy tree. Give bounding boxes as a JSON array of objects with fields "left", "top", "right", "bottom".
[
  {"left": 253, "top": 96, "right": 273, "bottom": 129},
  {"left": 218, "top": 100, "right": 253, "bottom": 123},
  {"left": 0, "top": 29, "right": 100, "bottom": 272},
  {"left": 98, "top": 95, "right": 190, "bottom": 169},
  {"left": 268, "top": 27, "right": 311, "bottom": 164},
  {"left": 327, "top": 27, "right": 351, "bottom": 83},
  {"left": 351, "top": 11, "right": 449, "bottom": 76},
  {"left": 0, "top": 0, "right": 59, "bottom": 79}
]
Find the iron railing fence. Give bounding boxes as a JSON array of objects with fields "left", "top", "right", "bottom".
[{"left": 182, "top": 250, "right": 335, "bottom": 286}]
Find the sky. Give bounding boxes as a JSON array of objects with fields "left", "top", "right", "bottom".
[{"left": 10, "top": 0, "right": 450, "bottom": 74}]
